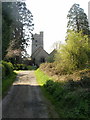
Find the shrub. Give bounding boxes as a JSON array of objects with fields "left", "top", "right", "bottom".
[
  {"left": 2, "top": 72, "right": 17, "bottom": 97},
  {"left": 80, "top": 76, "right": 90, "bottom": 88},
  {"left": 44, "top": 79, "right": 90, "bottom": 118},
  {"left": 13, "top": 64, "right": 37, "bottom": 70},
  {"left": 2, "top": 64, "right": 6, "bottom": 79},
  {"left": 13, "top": 64, "right": 27, "bottom": 70},
  {"left": 2, "top": 61, "right": 13, "bottom": 76},
  {"left": 0, "top": 63, "right": 5, "bottom": 79},
  {"left": 27, "top": 65, "right": 37, "bottom": 70},
  {"left": 54, "top": 31, "right": 90, "bottom": 74},
  {"left": 35, "top": 68, "right": 90, "bottom": 118}
]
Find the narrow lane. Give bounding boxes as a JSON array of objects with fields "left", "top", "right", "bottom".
[{"left": 2, "top": 71, "right": 58, "bottom": 118}]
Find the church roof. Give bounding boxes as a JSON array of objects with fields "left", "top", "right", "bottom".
[
  {"left": 49, "top": 49, "right": 57, "bottom": 56},
  {"left": 31, "top": 46, "right": 49, "bottom": 58}
]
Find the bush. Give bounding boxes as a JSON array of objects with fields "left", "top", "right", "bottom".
[
  {"left": 1, "top": 61, "right": 17, "bottom": 97},
  {"left": 54, "top": 31, "right": 90, "bottom": 74},
  {"left": 2, "top": 64, "right": 6, "bottom": 79},
  {"left": 2, "top": 61, "right": 13, "bottom": 77},
  {"left": 2, "top": 72, "right": 17, "bottom": 97},
  {"left": 44, "top": 80, "right": 67, "bottom": 100},
  {"left": 13, "top": 64, "right": 27, "bottom": 70},
  {"left": 35, "top": 68, "right": 90, "bottom": 118},
  {"left": 13, "top": 64, "right": 37, "bottom": 70},
  {"left": 44, "top": 79, "right": 90, "bottom": 118},
  {"left": 27, "top": 65, "right": 37, "bottom": 70}
]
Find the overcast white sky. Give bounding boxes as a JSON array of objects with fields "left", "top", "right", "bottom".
[{"left": 25, "top": 0, "right": 89, "bottom": 55}]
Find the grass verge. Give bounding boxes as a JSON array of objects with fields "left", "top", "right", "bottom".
[
  {"left": 2, "top": 72, "right": 17, "bottom": 97},
  {"left": 35, "top": 69, "right": 59, "bottom": 118},
  {"left": 35, "top": 69, "right": 52, "bottom": 86},
  {"left": 35, "top": 68, "right": 90, "bottom": 119}
]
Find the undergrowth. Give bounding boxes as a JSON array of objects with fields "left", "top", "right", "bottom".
[
  {"left": 2, "top": 72, "right": 17, "bottom": 97},
  {"left": 35, "top": 68, "right": 90, "bottom": 119}
]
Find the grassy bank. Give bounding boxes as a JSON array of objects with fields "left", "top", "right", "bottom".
[
  {"left": 35, "top": 69, "right": 52, "bottom": 86},
  {"left": 2, "top": 72, "right": 17, "bottom": 97},
  {"left": 35, "top": 68, "right": 90, "bottom": 119}
]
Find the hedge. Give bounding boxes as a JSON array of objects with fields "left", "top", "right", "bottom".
[{"left": 1, "top": 61, "right": 13, "bottom": 78}]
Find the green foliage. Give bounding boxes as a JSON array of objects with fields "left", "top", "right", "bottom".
[
  {"left": 2, "top": 3, "right": 12, "bottom": 59},
  {"left": 47, "top": 49, "right": 57, "bottom": 63},
  {"left": 2, "top": 61, "right": 13, "bottom": 78},
  {"left": 13, "top": 64, "right": 27, "bottom": 70},
  {"left": 27, "top": 65, "right": 37, "bottom": 70},
  {"left": 2, "top": 2, "right": 34, "bottom": 60},
  {"left": 35, "top": 69, "right": 52, "bottom": 86},
  {"left": 35, "top": 69, "right": 90, "bottom": 118},
  {"left": 67, "top": 3, "right": 90, "bottom": 35},
  {"left": 55, "top": 31, "right": 90, "bottom": 74},
  {"left": 53, "top": 4, "right": 90, "bottom": 75},
  {"left": 47, "top": 56, "right": 55, "bottom": 63},
  {"left": 1, "top": 60, "right": 16, "bottom": 97},
  {"left": 0, "top": 64, "right": 5, "bottom": 79},
  {"left": 13, "top": 64, "right": 37, "bottom": 70},
  {"left": 2, "top": 72, "right": 17, "bottom": 97}
]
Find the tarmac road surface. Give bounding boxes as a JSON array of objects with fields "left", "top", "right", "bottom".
[{"left": 2, "top": 71, "right": 59, "bottom": 118}]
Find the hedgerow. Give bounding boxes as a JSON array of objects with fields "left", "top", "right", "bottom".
[{"left": 1, "top": 61, "right": 13, "bottom": 78}]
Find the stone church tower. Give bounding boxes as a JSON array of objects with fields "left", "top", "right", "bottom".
[
  {"left": 32, "top": 31, "right": 43, "bottom": 54},
  {"left": 31, "top": 31, "right": 49, "bottom": 66}
]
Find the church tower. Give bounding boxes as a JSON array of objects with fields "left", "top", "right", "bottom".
[
  {"left": 31, "top": 31, "right": 49, "bottom": 66},
  {"left": 32, "top": 31, "right": 43, "bottom": 54}
]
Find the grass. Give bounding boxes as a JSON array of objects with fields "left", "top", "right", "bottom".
[
  {"left": 2, "top": 72, "right": 17, "bottom": 97},
  {"left": 35, "top": 69, "right": 62, "bottom": 116},
  {"left": 35, "top": 69, "right": 60, "bottom": 118},
  {"left": 35, "top": 68, "right": 90, "bottom": 119},
  {"left": 35, "top": 69, "right": 52, "bottom": 86}
]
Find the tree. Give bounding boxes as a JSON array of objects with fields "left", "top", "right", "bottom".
[
  {"left": 2, "top": 2, "right": 34, "bottom": 63},
  {"left": 55, "top": 31, "right": 90, "bottom": 73},
  {"left": 2, "top": 2, "right": 13, "bottom": 59},
  {"left": 47, "top": 49, "right": 57, "bottom": 63},
  {"left": 67, "top": 3, "right": 90, "bottom": 36},
  {"left": 52, "top": 41, "right": 61, "bottom": 50}
]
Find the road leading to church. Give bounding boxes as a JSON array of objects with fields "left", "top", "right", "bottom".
[{"left": 2, "top": 71, "right": 58, "bottom": 118}]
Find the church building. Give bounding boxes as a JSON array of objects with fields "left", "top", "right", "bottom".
[{"left": 31, "top": 31, "right": 49, "bottom": 66}]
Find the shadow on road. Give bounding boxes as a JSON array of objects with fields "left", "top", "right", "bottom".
[{"left": 2, "top": 84, "right": 50, "bottom": 118}]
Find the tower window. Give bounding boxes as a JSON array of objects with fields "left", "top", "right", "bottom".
[
  {"left": 35, "top": 40, "right": 37, "bottom": 42},
  {"left": 32, "top": 37, "right": 34, "bottom": 40},
  {"left": 36, "top": 45, "right": 37, "bottom": 47}
]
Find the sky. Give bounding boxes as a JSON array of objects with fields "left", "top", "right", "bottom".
[{"left": 25, "top": 0, "right": 89, "bottom": 55}]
